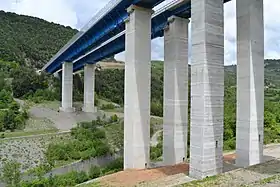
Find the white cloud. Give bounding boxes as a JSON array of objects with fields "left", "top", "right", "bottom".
[
  {"left": 0, "top": 0, "right": 280, "bottom": 64},
  {"left": 224, "top": 0, "right": 280, "bottom": 64},
  {"left": 224, "top": 0, "right": 237, "bottom": 65},
  {"left": 0, "top": 0, "right": 95, "bottom": 28},
  {"left": 18, "top": 0, "right": 77, "bottom": 28}
]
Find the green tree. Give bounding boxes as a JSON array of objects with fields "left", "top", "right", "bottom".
[
  {"left": 0, "top": 11, "right": 77, "bottom": 68},
  {"left": 11, "top": 67, "right": 49, "bottom": 98}
]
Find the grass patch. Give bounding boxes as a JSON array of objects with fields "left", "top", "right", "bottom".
[
  {"left": 101, "top": 107, "right": 123, "bottom": 113},
  {"left": 1, "top": 129, "right": 59, "bottom": 138},
  {"left": 97, "top": 98, "right": 114, "bottom": 106},
  {"left": 34, "top": 100, "right": 60, "bottom": 111},
  {"left": 97, "top": 98, "right": 123, "bottom": 113},
  {"left": 54, "top": 159, "right": 76, "bottom": 168},
  {"left": 80, "top": 182, "right": 103, "bottom": 187},
  {"left": 239, "top": 174, "right": 280, "bottom": 187},
  {"left": 104, "top": 119, "right": 123, "bottom": 152},
  {"left": 259, "top": 175, "right": 280, "bottom": 184},
  {"left": 179, "top": 174, "right": 231, "bottom": 187}
]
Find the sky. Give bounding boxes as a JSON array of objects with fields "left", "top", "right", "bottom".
[{"left": 0, "top": 0, "right": 280, "bottom": 65}]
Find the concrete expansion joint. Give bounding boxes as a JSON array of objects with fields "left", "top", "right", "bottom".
[
  {"left": 167, "top": 16, "right": 176, "bottom": 24},
  {"left": 163, "top": 24, "right": 170, "bottom": 32},
  {"left": 127, "top": 5, "right": 154, "bottom": 15},
  {"left": 167, "top": 15, "right": 190, "bottom": 24},
  {"left": 124, "top": 17, "right": 130, "bottom": 23},
  {"left": 84, "top": 63, "right": 95, "bottom": 67},
  {"left": 165, "top": 16, "right": 190, "bottom": 32}
]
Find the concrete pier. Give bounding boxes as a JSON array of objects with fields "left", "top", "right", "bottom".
[
  {"left": 60, "top": 62, "right": 74, "bottom": 112},
  {"left": 163, "top": 16, "right": 189, "bottom": 166},
  {"left": 189, "top": 0, "right": 224, "bottom": 179},
  {"left": 83, "top": 64, "right": 96, "bottom": 113},
  {"left": 236, "top": 0, "right": 264, "bottom": 167},
  {"left": 124, "top": 5, "right": 153, "bottom": 169}
]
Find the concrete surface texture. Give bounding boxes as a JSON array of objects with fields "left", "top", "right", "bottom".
[
  {"left": 189, "top": 0, "right": 225, "bottom": 179},
  {"left": 163, "top": 16, "right": 189, "bottom": 166},
  {"left": 236, "top": 0, "right": 264, "bottom": 167},
  {"left": 83, "top": 64, "right": 96, "bottom": 113},
  {"left": 60, "top": 62, "right": 74, "bottom": 112},
  {"left": 124, "top": 5, "right": 153, "bottom": 169}
]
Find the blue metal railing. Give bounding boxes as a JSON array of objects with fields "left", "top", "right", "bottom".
[
  {"left": 43, "top": 0, "right": 126, "bottom": 71},
  {"left": 47, "top": 0, "right": 185, "bottom": 73},
  {"left": 46, "top": 0, "right": 233, "bottom": 73},
  {"left": 71, "top": 0, "right": 190, "bottom": 72}
]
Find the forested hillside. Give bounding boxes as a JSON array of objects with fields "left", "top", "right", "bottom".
[
  {"left": 0, "top": 10, "right": 77, "bottom": 68},
  {"left": 95, "top": 60, "right": 280, "bottom": 150}
]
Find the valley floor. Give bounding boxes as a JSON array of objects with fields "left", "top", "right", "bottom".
[
  {"left": 7, "top": 100, "right": 280, "bottom": 187},
  {"left": 79, "top": 144, "right": 280, "bottom": 187}
]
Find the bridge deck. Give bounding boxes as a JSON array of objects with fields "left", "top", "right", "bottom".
[
  {"left": 43, "top": 0, "right": 165, "bottom": 73},
  {"left": 44, "top": 0, "right": 232, "bottom": 74},
  {"left": 73, "top": 0, "right": 190, "bottom": 72}
]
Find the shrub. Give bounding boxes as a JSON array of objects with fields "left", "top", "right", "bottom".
[
  {"left": 96, "top": 144, "right": 111, "bottom": 157},
  {"left": 100, "top": 103, "right": 115, "bottom": 110},
  {"left": 150, "top": 100, "right": 163, "bottom": 117},
  {"left": 0, "top": 160, "right": 21, "bottom": 187},
  {"left": 0, "top": 122, "right": 4, "bottom": 132},
  {"left": 0, "top": 92, "right": 28, "bottom": 132},
  {"left": 150, "top": 146, "right": 162, "bottom": 161},
  {"left": 0, "top": 89, "right": 13, "bottom": 109},
  {"left": 224, "top": 138, "right": 236, "bottom": 151},
  {"left": 11, "top": 67, "right": 49, "bottom": 98},
  {"left": 101, "top": 157, "right": 123, "bottom": 174},
  {"left": 20, "top": 159, "right": 122, "bottom": 186},
  {"left": 110, "top": 114, "right": 119, "bottom": 123},
  {"left": 46, "top": 119, "right": 112, "bottom": 164},
  {"left": 88, "top": 166, "right": 101, "bottom": 179}
]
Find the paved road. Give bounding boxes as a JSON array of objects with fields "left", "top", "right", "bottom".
[
  {"left": 29, "top": 106, "right": 101, "bottom": 130},
  {"left": 15, "top": 99, "right": 102, "bottom": 131}
]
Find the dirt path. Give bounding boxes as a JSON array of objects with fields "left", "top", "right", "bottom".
[
  {"left": 28, "top": 106, "right": 102, "bottom": 130},
  {"left": 103, "top": 111, "right": 163, "bottom": 120},
  {"left": 15, "top": 98, "right": 163, "bottom": 132},
  {"left": 15, "top": 99, "right": 102, "bottom": 131},
  {"left": 80, "top": 144, "right": 280, "bottom": 187}
]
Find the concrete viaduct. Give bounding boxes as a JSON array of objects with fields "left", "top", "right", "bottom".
[{"left": 42, "top": 0, "right": 264, "bottom": 179}]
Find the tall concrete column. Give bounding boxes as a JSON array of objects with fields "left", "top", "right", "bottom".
[
  {"left": 60, "top": 62, "right": 74, "bottom": 112},
  {"left": 124, "top": 5, "right": 153, "bottom": 169},
  {"left": 189, "top": 0, "right": 224, "bottom": 179},
  {"left": 236, "top": 0, "right": 264, "bottom": 167},
  {"left": 83, "top": 64, "right": 96, "bottom": 113},
  {"left": 163, "top": 16, "right": 189, "bottom": 166}
]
